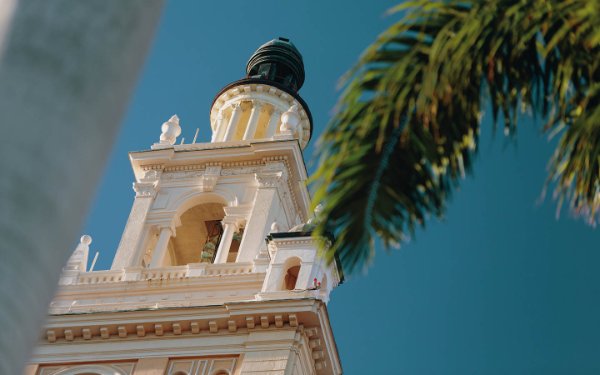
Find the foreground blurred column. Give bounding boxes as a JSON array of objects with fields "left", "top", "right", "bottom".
[{"left": 0, "top": 1, "right": 164, "bottom": 374}]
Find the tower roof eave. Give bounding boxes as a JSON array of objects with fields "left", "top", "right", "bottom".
[{"left": 210, "top": 77, "right": 314, "bottom": 142}]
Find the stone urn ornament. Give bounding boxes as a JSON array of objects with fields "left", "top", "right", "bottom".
[
  {"left": 279, "top": 104, "right": 300, "bottom": 134},
  {"left": 159, "top": 114, "right": 182, "bottom": 145}
]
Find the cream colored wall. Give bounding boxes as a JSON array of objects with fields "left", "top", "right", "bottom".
[{"left": 134, "top": 357, "right": 169, "bottom": 375}]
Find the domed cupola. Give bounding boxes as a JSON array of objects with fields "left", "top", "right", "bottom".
[
  {"left": 210, "top": 38, "right": 312, "bottom": 149},
  {"left": 246, "top": 37, "right": 305, "bottom": 92}
]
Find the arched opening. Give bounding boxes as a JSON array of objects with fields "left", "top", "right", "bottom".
[
  {"left": 284, "top": 266, "right": 300, "bottom": 290},
  {"left": 281, "top": 257, "right": 301, "bottom": 291},
  {"left": 54, "top": 364, "right": 128, "bottom": 375},
  {"left": 319, "top": 273, "right": 328, "bottom": 298},
  {"left": 166, "top": 202, "right": 225, "bottom": 266}
]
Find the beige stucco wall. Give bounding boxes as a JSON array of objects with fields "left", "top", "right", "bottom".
[{"left": 134, "top": 357, "right": 169, "bottom": 375}]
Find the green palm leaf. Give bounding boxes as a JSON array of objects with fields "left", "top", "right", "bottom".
[{"left": 312, "top": 0, "right": 600, "bottom": 273}]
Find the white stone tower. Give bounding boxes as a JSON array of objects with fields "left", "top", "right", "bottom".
[{"left": 27, "top": 38, "right": 343, "bottom": 375}]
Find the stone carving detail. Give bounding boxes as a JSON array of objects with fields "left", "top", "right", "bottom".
[
  {"left": 221, "top": 165, "right": 262, "bottom": 176},
  {"left": 199, "top": 165, "right": 221, "bottom": 192},
  {"left": 262, "top": 161, "right": 286, "bottom": 172},
  {"left": 162, "top": 170, "right": 204, "bottom": 180},
  {"left": 133, "top": 181, "right": 158, "bottom": 198},
  {"left": 141, "top": 169, "right": 160, "bottom": 181},
  {"left": 255, "top": 172, "right": 284, "bottom": 188},
  {"left": 133, "top": 169, "right": 161, "bottom": 198}
]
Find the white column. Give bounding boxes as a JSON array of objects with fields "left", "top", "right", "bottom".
[
  {"left": 266, "top": 108, "right": 282, "bottom": 137},
  {"left": 243, "top": 101, "right": 263, "bottom": 140},
  {"left": 214, "top": 218, "right": 239, "bottom": 264},
  {"left": 149, "top": 226, "right": 172, "bottom": 268},
  {"left": 0, "top": 3, "right": 163, "bottom": 374},
  {"left": 211, "top": 112, "right": 224, "bottom": 142},
  {"left": 223, "top": 103, "right": 242, "bottom": 141}
]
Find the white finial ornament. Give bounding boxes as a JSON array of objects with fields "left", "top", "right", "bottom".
[
  {"left": 280, "top": 104, "right": 300, "bottom": 134},
  {"left": 159, "top": 114, "right": 182, "bottom": 145},
  {"left": 80, "top": 235, "right": 92, "bottom": 246},
  {"left": 307, "top": 204, "right": 324, "bottom": 224},
  {"left": 63, "top": 235, "right": 92, "bottom": 272},
  {"left": 314, "top": 203, "right": 323, "bottom": 216},
  {"left": 270, "top": 221, "right": 280, "bottom": 233}
]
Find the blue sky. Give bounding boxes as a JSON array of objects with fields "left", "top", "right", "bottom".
[{"left": 84, "top": 1, "right": 600, "bottom": 374}]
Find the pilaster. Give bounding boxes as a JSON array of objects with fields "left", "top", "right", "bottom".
[
  {"left": 111, "top": 170, "right": 161, "bottom": 269},
  {"left": 149, "top": 226, "right": 173, "bottom": 268},
  {"left": 236, "top": 162, "right": 288, "bottom": 263}
]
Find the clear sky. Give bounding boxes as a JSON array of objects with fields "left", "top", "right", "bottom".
[{"left": 84, "top": 1, "right": 600, "bottom": 374}]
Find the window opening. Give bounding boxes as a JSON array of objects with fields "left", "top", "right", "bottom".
[
  {"left": 226, "top": 227, "right": 244, "bottom": 262},
  {"left": 284, "top": 265, "right": 300, "bottom": 290},
  {"left": 200, "top": 220, "right": 223, "bottom": 263}
]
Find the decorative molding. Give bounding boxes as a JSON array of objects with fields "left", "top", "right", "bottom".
[
  {"left": 200, "top": 165, "right": 221, "bottom": 192},
  {"left": 38, "top": 363, "right": 135, "bottom": 375},
  {"left": 43, "top": 313, "right": 308, "bottom": 343},
  {"left": 133, "top": 181, "right": 159, "bottom": 198},
  {"left": 255, "top": 171, "right": 285, "bottom": 189},
  {"left": 141, "top": 164, "right": 165, "bottom": 172}
]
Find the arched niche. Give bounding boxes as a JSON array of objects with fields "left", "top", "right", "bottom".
[
  {"left": 281, "top": 256, "right": 302, "bottom": 291},
  {"left": 54, "top": 364, "right": 128, "bottom": 375},
  {"left": 166, "top": 202, "right": 225, "bottom": 265}
]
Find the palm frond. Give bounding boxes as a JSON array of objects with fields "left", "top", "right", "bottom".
[{"left": 312, "top": 0, "right": 600, "bottom": 273}]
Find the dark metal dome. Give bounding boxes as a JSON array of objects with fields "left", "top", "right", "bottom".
[{"left": 246, "top": 37, "right": 305, "bottom": 92}]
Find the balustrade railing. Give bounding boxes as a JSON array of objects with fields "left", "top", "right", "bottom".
[{"left": 74, "top": 262, "right": 254, "bottom": 285}]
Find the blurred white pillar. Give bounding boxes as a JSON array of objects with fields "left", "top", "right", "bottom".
[{"left": 0, "top": 1, "right": 164, "bottom": 374}]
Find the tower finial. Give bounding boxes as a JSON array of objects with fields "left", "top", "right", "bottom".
[{"left": 158, "top": 114, "right": 181, "bottom": 146}]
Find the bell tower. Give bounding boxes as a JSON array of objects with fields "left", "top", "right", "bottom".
[{"left": 28, "top": 38, "right": 343, "bottom": 375}]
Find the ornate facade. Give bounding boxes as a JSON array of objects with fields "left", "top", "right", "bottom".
[{"left": 27, "top": 38, "right": 343, "bottom": 375}]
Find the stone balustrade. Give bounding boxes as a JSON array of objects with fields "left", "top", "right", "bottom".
[{"left": 72, "top": 262, "right": 255, "bottom": 285}]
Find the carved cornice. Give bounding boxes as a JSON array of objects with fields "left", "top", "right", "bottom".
[
  {"left": 44, "top": 312, "right": 301, "bottom": 343},
  {"left": 40, "top": 299, "right": 338, "bottom": 374},
  {"left": 138, "top": 156, "right": 304, "bottom": 221}
]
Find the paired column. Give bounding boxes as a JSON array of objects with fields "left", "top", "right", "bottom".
[
  {"left": 223, "top": 103, "right": 243, "bottom": 141},
  {"left": 149, "top": 226, "right": 172, "bottom": 268},
  {"left": 243, "top": 101, "right": 263, "bottom": 140},
  {"left": 266, "top": 108, "right": 282, "bottom": 138},
  {"left": 213, "top": 217, "right": 240, "bottom": 264},
  {"left": 219, "top": 102, "right": 283, "bottom": 141}
]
